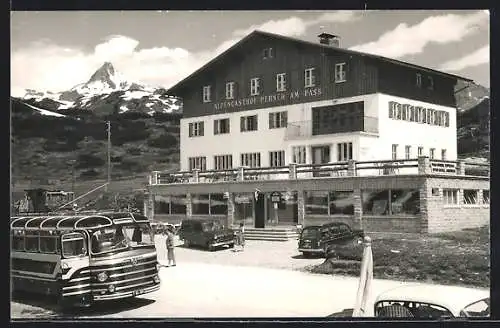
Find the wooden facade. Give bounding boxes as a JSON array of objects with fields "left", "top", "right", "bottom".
[{"left": 169, "top": 31, "right": 465, "bottom": 118}]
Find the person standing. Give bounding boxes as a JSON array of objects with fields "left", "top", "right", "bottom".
[
  {"left": 166, "top": 226, "right": 176, "bottom": 267},
  {"left": 238, "top": 222, "right": 245, "bottom": 251}
]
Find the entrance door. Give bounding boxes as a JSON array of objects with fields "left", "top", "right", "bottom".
[
  {"left": 254, "top": 193, "right": 266, "bottom": 228},
  {"left": 312, "top": 146, "right": 331, "bottom": 177}
]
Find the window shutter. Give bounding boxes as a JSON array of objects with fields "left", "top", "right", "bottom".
[
  {"left": 200, "top": 122, "right": 204, "bottom": 136},
  {"left": 314, "top": 68, "right": 320, "bottom": 86},
  {"left": 281, "top": 111, "right": 288, "bottom": 127},
  {"left": 269, "top": 113, "right": 273, "bottom": 129},
  {"left": 189, "top": 123, "right": 193, "bottom": 137},
  {"left": 240, "top": 117, "right": 245, "bottom": 131}
]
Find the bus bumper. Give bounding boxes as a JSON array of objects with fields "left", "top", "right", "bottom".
[{"left": 93, "top": 283, "right": 160, "bottom": 301}]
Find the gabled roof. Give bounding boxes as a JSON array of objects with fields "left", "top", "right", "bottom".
[{"left": 167, "top": 30, "right": 473, "bottom": 94}]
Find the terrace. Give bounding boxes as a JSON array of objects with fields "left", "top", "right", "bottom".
[{"left": 149, "top": 157, "right": 489, "bottom": 186}]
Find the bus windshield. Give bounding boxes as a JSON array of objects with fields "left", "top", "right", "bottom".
[{"left": 91, "top": 223, "right": 154, "bottom": 254}]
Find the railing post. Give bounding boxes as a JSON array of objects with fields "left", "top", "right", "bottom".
[
  {"left": 238, "top": 166, "right": 245, "bottom": 181},
  {"left": 418, "top": 156, "right": 431, "bottom": 174},
  {"left": 456, "top": 160, "right": 466, "bottom": 175},
  {"left": 289, "top": 163, "right": 297, "bottom": 179},
  {"left": 348, "top": 160, "right": 357, "bottom": 176},
  {"left": 192, "top": 169, "right": 200, "bottom": 183},
  {"left": 186, "top": 193, "right": 193, "bottom": 217}
]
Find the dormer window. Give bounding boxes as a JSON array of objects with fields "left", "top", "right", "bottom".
[
  {"left": 225, "top": 82, "right": 235, "bottom": 99},
  {"left": 305, "top": 68, "right": 316, "bottom": 88},
  {"left": 428, "top": 76, "right": 434, "bottom": 90},
  {"left": 263, "top": 48, "right": 274, "bottom": 59},
  {"left": 203, "top": 85, "right": 211, "bottom": 103},
  {"left": 416, "top": 73, "right": 422, "bottom": 88},
  {"left": 335, "top": 63, "right": 346, "bottom": 83},
  {"left": 250, "top": 78, "right": 261, "bottom": 96}
]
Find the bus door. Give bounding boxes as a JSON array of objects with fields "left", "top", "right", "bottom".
[{"left": 60, "top": 232, "right": 91, "bottom": 306}]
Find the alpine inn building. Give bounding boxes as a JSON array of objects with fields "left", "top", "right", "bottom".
[{"left": 145, "top": 31, "right": 490, "bottom": 235}]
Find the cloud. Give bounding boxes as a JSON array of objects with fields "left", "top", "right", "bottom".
[
  {"left": 11, "top": 11, "right": 359, "bottom": 94},
  {"left": 349, "top": 10, "right": 489, "bottom": 58},
  {"left": 439, "top": 45, "right": 489, "bottom": 71}
]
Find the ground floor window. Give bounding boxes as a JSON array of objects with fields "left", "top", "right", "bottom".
[
  {"left": 305, "top": 190, "right": 355, "bottom": 215},
  {"left": 234, "top": 194, "right": 254, "bottom": 224},
  {"left": 154, "top": 195, "right": 187, "bottom": 214},
  {"left": 241, "top": 152, "right": 261, "bottom": 168},
  {"left": 463, "top": 190, "right": 479, "bottom": 205},
  {"left": 191, "top": 193, "right": 229, "bottom": 215},
  {"left": 443, "top": 189, "right": 459, "bottom": 205},
  {"left": 189, "top": 156, "right": 207, "bottom": 171},
  {"left": 214, "top": 154, "right": 233, "bottom": 170},
  {"left": 291, "top": 146, "right": 307, "bottom": 164},
  {"left": 362, "top": 189, "right": 420, "bottom": 215},
  {"left": 269, "top": 150, "right": 286, "bottom": 167}
]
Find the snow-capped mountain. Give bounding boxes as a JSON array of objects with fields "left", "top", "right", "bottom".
[{"left": 20, "top": 62, "right": 182, "bottom": 116}]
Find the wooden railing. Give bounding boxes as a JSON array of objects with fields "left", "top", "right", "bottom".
[{"left": 149, "top": 157, "right": 489, "bottom": 185}]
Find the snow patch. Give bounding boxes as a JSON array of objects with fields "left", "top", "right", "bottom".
[
  {"left": 121, "top": 90, "right": 150, "bottom": 100},
  {"left": 119, "top": 105, "right": 130, "bottom": 113},
  {"left": 24, "top": 103, "right": 66, "bottom": 117}
]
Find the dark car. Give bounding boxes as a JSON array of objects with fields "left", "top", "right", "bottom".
[
  {"left": 179, "top": 218, "right": 235, "bottom": 251},
  {"left": 298, "top": 222, "right": 364, "bottom": 258}
]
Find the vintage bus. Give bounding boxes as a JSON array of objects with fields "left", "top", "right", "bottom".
[{"left": 10, "top": 211, "right": 161, "bottom": 307}]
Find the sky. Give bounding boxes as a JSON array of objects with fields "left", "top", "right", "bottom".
[{"left": 10, "top": 10, "right": 490, "bottom": 96}]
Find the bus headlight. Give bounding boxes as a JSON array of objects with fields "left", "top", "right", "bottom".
[
  {"left": 97, "top": 272, "right": 108, "bottom": 282},
  {"left": 108, "top": 284, "right": 116, "bottom": 293},
  {"left": 153, "top": 275, "right": 160, "bottom": 283}
]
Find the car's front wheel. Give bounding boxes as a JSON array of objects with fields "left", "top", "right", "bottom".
[{"left": 302, "top": 252, "right": 311, "bottom": 258}]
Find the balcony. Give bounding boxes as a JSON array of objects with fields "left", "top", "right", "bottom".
[
  {"left": 285, "top": 116, "right": 378, "bottom": 140},
  {"left": 149, "top": 158, "right": 489, "bottom": 186}
]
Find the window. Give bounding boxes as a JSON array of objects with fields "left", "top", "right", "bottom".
[
  {"left": 405, "top": 145, "right": 411, "bottom": 159},
  {"left": 418, "top": 146, "right": 424, "bottom": 157},
  {"left": 396, "top": 103, "right": 402, "bottom": 120},
  {"left": 192, "top": 194, "right": 210, "bottom": 215},
  {"left": 329, "top": 191, "right": 355, "bottom": 215},
  {"left": 441, "top": 149, "right": 447, "bottom": 160},
  {"left": 483, "top": 190, "right": 490, "bottom": 204},
  {"left": 269, "top": 111, "right": 287, "bottom": 129},
  {"left": 276, "top": 73, "right": 286, "bottom": 92},
  {"left": 203, "top": 85, "right": 211, "bottom": 103},
  {"left": 214, "top": 154, "right": 233, "bottom": 170},
  {"left": 241, "top": 152, "right": 261, "bottom": 168},
  {"left": 388, "top": 101, "right": 397, "bottom": 118},
  {"left": 188, "top": 156, "right": 207, "bottom": 171},
  {"left": 443, "top": 189, "right": 459, "bottom": 205},
  {"left": 409, "top": 106, "right": 415, "bottom": 122},
  {"left": 263, "top": 47, "right": 274, "bottom": 59},
  {"left": 188, "top": 121, "right": 204, "bottom": 137},
  {"left": 416, "top": 73, "right": 422, "bottom": 88},
  {"left": 25, "top": 231, "right": 39, "bottom": 252},
  {"left": 428, "top": 76, "right": 434, "bottom": 90},
  {"left": 153, "top": 195, "right": 188, "bottom": 214},
  {"left": 444, "top": 112, "right": 450, "bottom": 127},
  {"left": 292, "top": 146, "right": 307, "bottom": 164},
  {"left": 362, "top": 189, "right": 420, "bottom": 215},
  {"left": 305, "top": 191, "right": 328, "bottom": 215},
  {"left": 269, "top": 150, "right": 286, "bottom": 167},
  {"left": 402, "top": 104, "right": 408, "bottom": 120},
  {"left": 11, "top": 230, "right": 25, "bottom": 251},
  {"left": 429, "top": 148, "right": 435, "bottom": 159},
  {"left": 214, "top": 118, "right": 230, "bottom": 135},
  {"left": 250, "top": 77, "right": 260, "bottom": 96},
  {"left": 427, "top": 109, "right": 432, "bottom": 125},
  {"left": 432, "top": 188, "right": 440, "bottom": 196},
  {"left": 62, "top": 232, "right": 87, "bottom": 258},
  {"left": 392, "top": 144, "right": 398, "bottom": 160},
  {"left": 225, "top": 82, "right": 235, "bottom": 99},
  {"left": 464, "top": 190, "right": 478, "bottom": 204},
  {"left": 305, "top": 68, "right": 316, "bottom": 87},
  {"left": 241, "top": 115, "right": 258, "bottom": 132},
  {"left": 415, "top": 107, "right": 422, "bottom": 122},
  {"left": 337, "top": 142, "right": 353, "bottom": 161},
  {"left": 335, "top": 63, "right": 346, "bottom": 83},
  {"left": 39, "top": 231, "right": 58, "bottom": 254},
  {"left": 422, "top": 108, "right": 427, "bottom": 123}
]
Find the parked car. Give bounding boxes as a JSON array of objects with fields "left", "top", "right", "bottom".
[
  {"left": 179, "top": 218, "right": 235, "bottom": 251},
  {"left": 329, "top": 284, "right": 489, "bottom": 318},
  {"left": 298, "top": 222, "right": 364, "bottom": 258},
  {"left": 374, "top": 284, "right": 490, "bottom": 318}
]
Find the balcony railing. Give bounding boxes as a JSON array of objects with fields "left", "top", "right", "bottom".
[
  {"left": 149, "top": 158, "right": 490, "bottom": 185},
  {"left": 285, "top": 116, "right": 379, "bottom": 140}
]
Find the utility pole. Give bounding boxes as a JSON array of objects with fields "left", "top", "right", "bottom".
[{"left": 106, "top": 121, "right": 111, "bottom": 191}]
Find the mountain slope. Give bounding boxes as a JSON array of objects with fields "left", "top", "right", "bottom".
[{"left": 21, "top": 62, "right": 182, "bottom": 116}]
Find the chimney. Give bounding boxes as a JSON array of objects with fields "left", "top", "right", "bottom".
[{"left": 318, "top": 33, "right": 340, "bottom": 47}]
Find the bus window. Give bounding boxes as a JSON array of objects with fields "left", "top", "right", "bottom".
[
  {"left": 11, "top": 230, "right": 25, "bottom": 251},
  {"left": 40, "top": 231, "right": 58, "bottom": 254},
  {"left": 62, "top": 232, "right": 87, "bottom": 258},
  {"left": 25, "top": 231, "right": 39, "bottom": 252},
  {"left": 122, "top": 224, "right": 154, "bottom": 246}
]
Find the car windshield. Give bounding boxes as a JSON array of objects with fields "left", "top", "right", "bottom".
[
  {"left": 462, "top": 298, "right": 490, "bottom": 317},
  {"left": 202, "top": 221, "right": 223, "bottom": 232},
  {"left": 91, "top": 223, "right": 154, "bottom": 254},
  {"left": 301, "top": 227, "right": 319, "bottom": 238}
]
